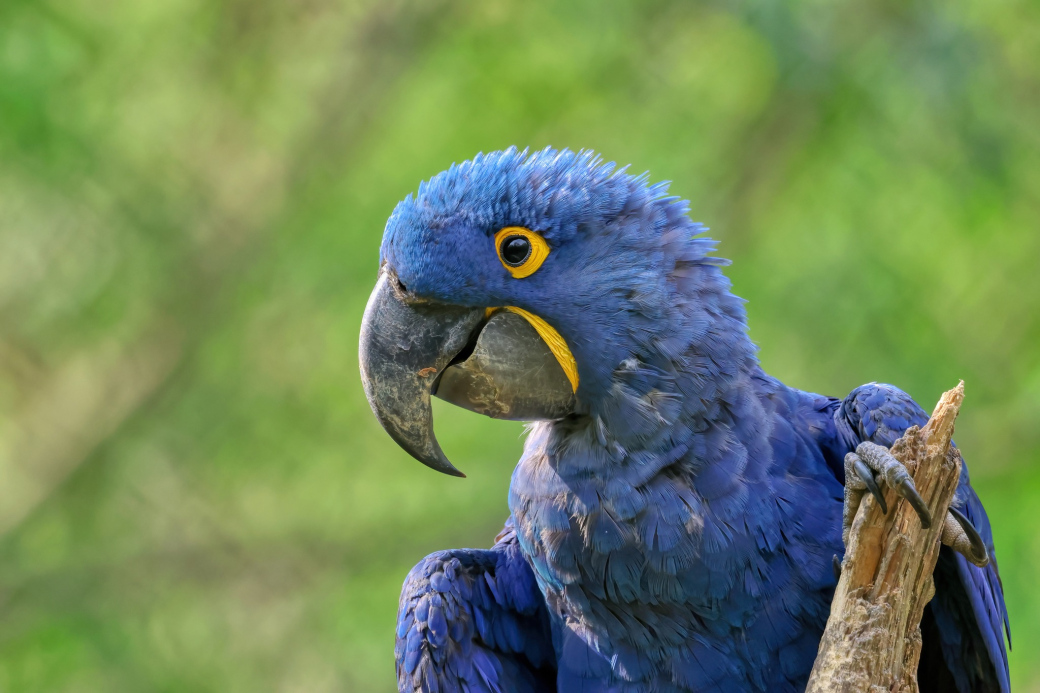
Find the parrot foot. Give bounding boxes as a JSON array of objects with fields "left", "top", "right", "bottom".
[
  {"left": 842, "top": 442, "right": 989, "bottom": 567},
  {"left": 843, "top": 441, "right": 931, "bottom": 547}
]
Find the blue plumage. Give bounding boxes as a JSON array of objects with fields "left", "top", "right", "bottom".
[{"left": 387, "top": 148, "right": 1009, "bottom": 692}]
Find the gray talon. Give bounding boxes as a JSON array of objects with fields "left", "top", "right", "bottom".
[
  {"left": 832, "top": 554, "right": 842, "bottom": 581},
  {"left": 896, "top": 478, "right": 932, "bottom": 529},
  {"left": 853, "top": 457, "right": 888, "bottom": 514},
  {"left": 948, "top": 506, "right": 989, "bottom": 567}
]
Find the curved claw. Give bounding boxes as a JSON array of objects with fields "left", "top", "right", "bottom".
[
  {"left": 949, "top": 505, "right": 989, "bottom": 566},
  {"left": 853, "top": 457, "right": 888, "bottom": 514},
  {"left": 832, "top": 554, "right": 842, "bottom": 582},
  {"left": 895, "top": 478, "right": 932, "bottom": 529}
]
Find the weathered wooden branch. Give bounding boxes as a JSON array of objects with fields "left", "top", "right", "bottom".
[{"left": 806, "top": 382, "right": 965, "bottom": 693}]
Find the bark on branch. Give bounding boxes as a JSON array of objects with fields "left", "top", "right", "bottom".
[{"left": 806, "top": 382, "right": 965, "bottom": 693}]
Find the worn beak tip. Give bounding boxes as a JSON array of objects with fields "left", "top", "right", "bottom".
[{"left": 423, "top": 450, "right": 467, "bottom": 478}]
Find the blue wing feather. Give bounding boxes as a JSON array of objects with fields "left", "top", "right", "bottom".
[{"left": 395, "top": 522, "right": 556, "bottom": 693}]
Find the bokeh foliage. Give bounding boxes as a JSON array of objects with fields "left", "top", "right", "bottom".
[{"left": 0, "top": 0, "right": 1037, "bottom": 690}]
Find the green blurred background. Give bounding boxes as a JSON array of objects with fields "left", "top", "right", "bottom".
[{"left": 0, "top": 0, "right": 1037, "bottom": 690}]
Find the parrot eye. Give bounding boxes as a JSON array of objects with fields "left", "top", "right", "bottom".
[
  {"left": 494, "top": 227, "right": 549, "bottom": 278},
  {"left": 501, "top": 236, "right": 531, "bottom": 266}
]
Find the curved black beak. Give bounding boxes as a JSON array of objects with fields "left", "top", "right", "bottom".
[{"left": 359, "top": 269, "right": 577, "bottom": 476}]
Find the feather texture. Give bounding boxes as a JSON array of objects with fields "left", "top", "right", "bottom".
[{"left": 388, "top": 149, "right": 1009, "bottom": 692}]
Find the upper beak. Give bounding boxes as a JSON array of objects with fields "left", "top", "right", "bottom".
[
  {"left": 359, "top": 272, "right": 483, "bottom": 476},
  {"left": 359, "top": 269, "right": 576, "bottom": 476}
]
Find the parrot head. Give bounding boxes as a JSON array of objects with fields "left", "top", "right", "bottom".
[{"left": 359, "top": 147, "right": 744, "bottom": 476}]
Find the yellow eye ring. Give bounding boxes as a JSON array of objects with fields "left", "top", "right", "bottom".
[{"left": 495, "top": 227, "right": 549, "bottom": 279}]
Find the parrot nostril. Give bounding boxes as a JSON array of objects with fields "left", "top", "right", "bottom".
[{"left": 385, "top": 268, "right": 409, "bottom": 295}]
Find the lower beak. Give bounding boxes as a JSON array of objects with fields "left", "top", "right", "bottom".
[{"left": 359, "top": 270, "right": 576, "bottom": 476}]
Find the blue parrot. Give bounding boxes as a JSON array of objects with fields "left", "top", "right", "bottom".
[{"left": 358, "top": 148, "right": 1010, "bottom": 692}]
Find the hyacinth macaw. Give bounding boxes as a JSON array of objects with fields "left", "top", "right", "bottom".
[{"left": 358, "top": 148, "right": 1010, "bottom": 692}]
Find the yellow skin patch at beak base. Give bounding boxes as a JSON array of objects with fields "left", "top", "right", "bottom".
[{"left": 484, "top": 306, "right": 579, "bottom": 393}]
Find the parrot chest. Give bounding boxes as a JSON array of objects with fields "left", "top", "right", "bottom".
[
  {"left": 509, "top": 446, "right": 764, "bottom": 654},
  {"left": 507, "top": 414, "right": 844, "bottom": 681}
]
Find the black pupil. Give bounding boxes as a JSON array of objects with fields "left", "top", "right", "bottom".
[{"left": 501, "top": 236, "right": 531, "bottom": 266}]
